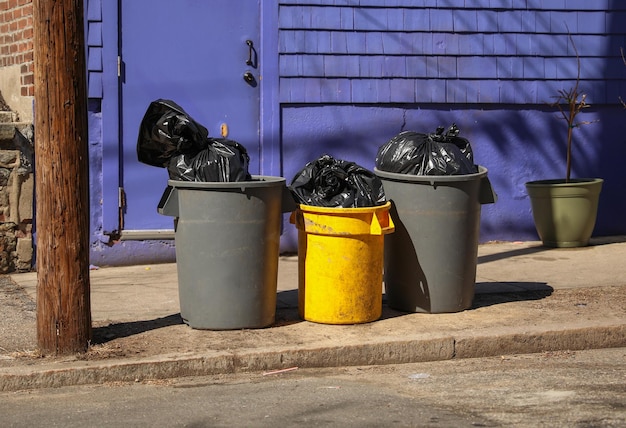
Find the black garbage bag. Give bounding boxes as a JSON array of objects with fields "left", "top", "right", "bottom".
[
  {"left": 137, "top": 99, "right": 252, "bottom": 182},
  {"left": 137, "top": 99, "right": 209, "bottom": 167},
  {"left": 289, "top": 154, "right": 386, "bottom": 208},
  {"left": 376, "top": 124, "right": 478, "bottom": 175},
  {"left": 167, "top": 138, "right": 252, "bottom": 182}
]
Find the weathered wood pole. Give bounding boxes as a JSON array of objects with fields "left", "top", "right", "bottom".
[{"left": 33, "top": 0, "right": 92, "bottom": 354}]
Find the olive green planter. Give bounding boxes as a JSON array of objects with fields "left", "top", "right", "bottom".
[{"left": 525, "top": 178, "right": 603, "bottom": 248}]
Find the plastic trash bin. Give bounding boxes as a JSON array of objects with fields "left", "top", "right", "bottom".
[
  {"left": 375, "top": 166, "right": 496, "bottom": 313},
  {"left": 290, "top": 202, "right": 394, "bottom": 324},
  {"left": 158, "top": 176, "right": 286, "bottom": 329}
]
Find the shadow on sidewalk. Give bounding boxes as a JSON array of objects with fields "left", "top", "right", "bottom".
[
  {"left": 472, "top": 282, "right": 553, "bottom": 309},
  {"left": 92, "top": 314, "right": 183, "bottom": 344},
  {"left": 478, "top": 244, "right": 547, "bottom": 264},
  {"left": 274, "top": 283, "right": 555, "bottom": 321},
  {"left": 478, "top": 235, "right": 626, "bottom": 264},
  {"left": 275, "top": 290, "right": 301, "bottom": 326},
  {"left": 275, "top": 289, "right": 409, "bottom": 324},
  {"left": 90, "top": 282, "right": 555, "bottom": 343}
]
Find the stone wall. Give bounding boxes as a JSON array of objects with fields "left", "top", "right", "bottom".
[
  {"left": 0, "top": 0, "right": 35, "bottom": 271},
  {"left": 0, "top": 106, "right": 32, "bottom": 272}
]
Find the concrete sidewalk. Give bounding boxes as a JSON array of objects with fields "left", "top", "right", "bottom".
[{"left": 1, "top": 238, "right": 625, "bottom": 391}]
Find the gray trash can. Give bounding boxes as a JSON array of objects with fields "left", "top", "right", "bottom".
[
  {"left": 158, "top": 176, "right": 286, "bottom": 329},
  {"left": 375, "top": 166, "right": 496, "bottom": 313}
]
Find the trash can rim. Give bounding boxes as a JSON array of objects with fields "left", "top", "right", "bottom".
[
  {"left": 167, "top": 175, "right": 286, "bottom": 190},
  {"left": 296, "top": 201, "right": 391, "bottom": 214},
  {"left": 374, "top": 166, "right": 488, "bottom": 183}
]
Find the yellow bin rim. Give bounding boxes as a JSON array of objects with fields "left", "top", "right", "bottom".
[
  {"left": 291, "top": 201, "right": 394, "bottom": 236},
  {"left": 296, "top": 201, "right": 392, "bottom": 214}
]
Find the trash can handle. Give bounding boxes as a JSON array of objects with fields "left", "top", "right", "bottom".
[
  {"left": 289, "top": 210, "right": 302, "bottom": 229},
  {"left": 371, "top": 211, "right": 395, "bottom": 236},
  {"left": 380, "top": 219, "right": 395, "bottom": 235},
  {"left": 282, "top": 186, "right": 298, "bottom": 213},
  {"left": 157, "top": 186, "right": 179, "bottom": 217},
  {"left": 479, "top": 176, "right": 498, "bottom": 205}
]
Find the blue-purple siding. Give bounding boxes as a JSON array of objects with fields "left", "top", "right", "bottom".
[
  {"left": 86, "top": 0, "right": 103, "bottom": 99},
  {"left": 276, "top": 0, "right": 626, "bottom": 251},
  {"left": 277, "top": 1, "right": 626, "bottom": 104},
  {"left": 86, "top": 1, "right": 626, "bottom": 263}
]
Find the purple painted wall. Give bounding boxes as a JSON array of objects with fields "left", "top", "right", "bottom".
[
  {"left": 85, "top": 1, "right": 626, "bottom": 265},
  {"left": 278, "top": 104, "right": 626, "bottom": 252}
]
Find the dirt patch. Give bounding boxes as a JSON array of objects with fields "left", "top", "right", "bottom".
[{"left": 0, "top": 275, "right": 36, "bottom": 355}]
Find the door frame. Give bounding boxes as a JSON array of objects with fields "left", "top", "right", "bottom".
[{"left": 100, "top": 0, "right": 280, "bottom": 238}]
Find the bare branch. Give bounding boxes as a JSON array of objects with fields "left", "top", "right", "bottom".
[{"left": 552, "top": 26, "right": 596, "bottom": 182}]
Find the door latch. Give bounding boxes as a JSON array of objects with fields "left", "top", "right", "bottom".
[{"left": 243, "top": 71, "right": 256, "bottom": 85}]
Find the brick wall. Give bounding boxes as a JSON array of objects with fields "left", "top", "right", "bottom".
[{"left": 0, "top": 0, "right": 33, "bottom": 98}]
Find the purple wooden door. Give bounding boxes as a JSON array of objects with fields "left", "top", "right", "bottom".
[{"left": 120, "top": 0, "right": 260, "bottom": 232}]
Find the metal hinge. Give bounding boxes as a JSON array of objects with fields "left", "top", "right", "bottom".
[
  {"left": 118, "top": 187, "right": 125, "bottom": 230},
  {"left": 118, "top": 187, "right": 125, "bottom": 208},
  {"left": 117, "top": 56, "right": 122, "bottom": 77}
]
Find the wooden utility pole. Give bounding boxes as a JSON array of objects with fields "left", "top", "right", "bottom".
[{"left": 33, "top": 0, "right": 92, "bottom": 354}]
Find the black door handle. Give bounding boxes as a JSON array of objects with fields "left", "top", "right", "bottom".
[
  {"left": 246, "top": 40, "right": 254, "bottom": 65},
  {"left": 245, "top": 40, "right": 256, "bottom": 67}
]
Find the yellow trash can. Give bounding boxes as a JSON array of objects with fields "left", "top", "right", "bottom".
[{"left": 290, "top": 202, "right": 395, "bottom": 324}]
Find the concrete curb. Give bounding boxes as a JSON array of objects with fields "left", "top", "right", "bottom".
[{"left": 2, "top": 324, "right": 624, "bottom": 392}]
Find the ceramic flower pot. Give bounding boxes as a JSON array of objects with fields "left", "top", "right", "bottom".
[{"left": 525, "top": 178, "right": 603, "bottom": 248}]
